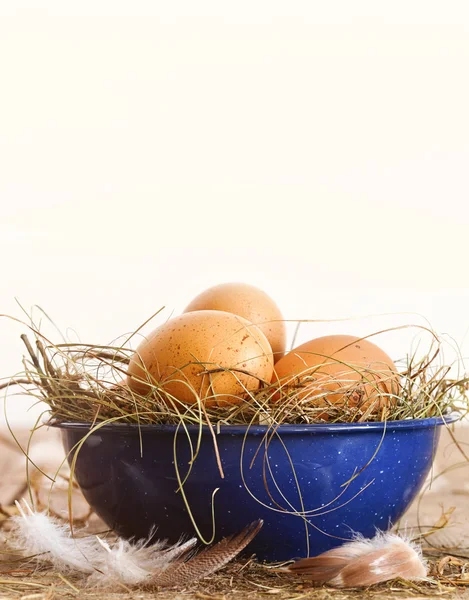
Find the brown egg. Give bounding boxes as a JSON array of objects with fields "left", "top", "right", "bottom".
[
  {"left": 127, "top": 310, "right": 273, "bottom": 406},
  {"left": 272, "top": 335, "right": 399, "bottom": 412},
  {"left": 184, "top": 283, "right": 286, "bottom": 362}
]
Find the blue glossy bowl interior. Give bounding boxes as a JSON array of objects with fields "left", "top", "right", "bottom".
[{"left": 55, "top": 415, "right": 455, "bottom": 561}]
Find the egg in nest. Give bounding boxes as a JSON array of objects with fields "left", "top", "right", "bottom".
[
  {"left": 184, "top": 282, "right": 286, "bottom": 362},
  {"left": 273, "top": 334, "right": 399, "bottom": 412},
  {"left": 127, "top": 310, "right": 273, "bottom": 406}
]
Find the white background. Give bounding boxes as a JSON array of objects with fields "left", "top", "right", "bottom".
[{"left": 1, "top": 0, "right": 469, "bottom": 425}]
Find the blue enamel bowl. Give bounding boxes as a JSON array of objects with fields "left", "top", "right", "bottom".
[{"left": 54, "top": 415, "right": 456, "bottom": 561}]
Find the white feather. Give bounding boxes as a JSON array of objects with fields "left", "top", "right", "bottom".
[
  {"left": 91, "top": 537, "right": 156, "bottom": 585},
  {"left": 12, "top": 500, "right": 99, "bottom": 573},
  {"left": 89, "top": 535, "right": 197, "bottom": 586},
  {"left": 11, "top": 499, "right": 198, "bottom": 586}
]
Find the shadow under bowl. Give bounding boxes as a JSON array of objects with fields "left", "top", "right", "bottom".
[{"left": 53, "top": 414, "right": 456, "bottom": 561}]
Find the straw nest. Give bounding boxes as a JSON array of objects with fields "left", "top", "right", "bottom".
[{"left": 1, "top": 313, "right": 468, "bottom": 429}]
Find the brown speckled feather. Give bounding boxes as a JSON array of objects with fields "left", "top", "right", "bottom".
[{"left": 149, "top": 520, "right": 263, "bottom": 588}]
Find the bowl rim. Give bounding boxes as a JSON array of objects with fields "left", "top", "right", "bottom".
[{"left": 49, "top": 412, "right": 461, "bottom": 435}]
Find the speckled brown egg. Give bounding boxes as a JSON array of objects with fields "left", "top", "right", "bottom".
[
  {"left": 127, "top": 310, "right": 274, "bottom": 406},
  {"left": 272, "top": 334, "right": 399, "bottom": 411},
  {"left": 184, "top": 283, "right": 286, "bottom": 362}
]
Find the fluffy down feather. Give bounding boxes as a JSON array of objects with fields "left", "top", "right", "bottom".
[
  {"left": 288, "top": 531, "right": 427, "bottom": 588},
  {"left": 12, "top": 500, "right": 99, "bottom": 573},
  {"left": 90, "top": 535, "right": 197, "bottom": 586},
  {"left": 11, "top": 499, "right": 262, "bottom": 589}
]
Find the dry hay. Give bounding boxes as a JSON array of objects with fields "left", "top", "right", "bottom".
[
  {"left": 1, "top": 314, "right": 468, "bottom": 428},
  {"left": 1, "top": 534, "right": 469, "bottom": 600}
]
